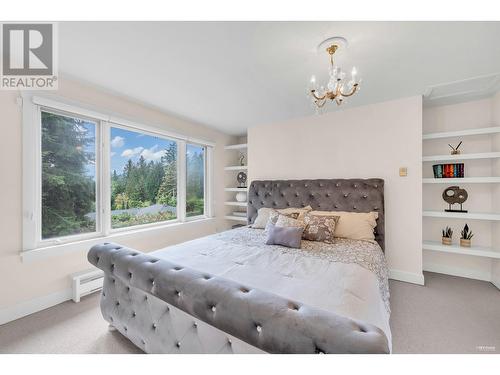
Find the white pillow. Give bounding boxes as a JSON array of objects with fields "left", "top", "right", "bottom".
[
  {"left": 309, "top": 210, "right": 378, "bottom": 242},
  {"left": 251, "top": 208, "right": 276, "bottom": 229}
]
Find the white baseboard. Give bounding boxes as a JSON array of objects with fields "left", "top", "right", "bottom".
[
  {"left": 389, "top": 269, "right": 425, "bottom": 285},
  {"left": 423, "top": 263, "right": 491, "bottom": 282},
  {"left": 0, "top": 288, "right": 72, "bottom": 325}
]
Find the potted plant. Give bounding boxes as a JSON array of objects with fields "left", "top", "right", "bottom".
[
  {"left": 442, "top": 226, "right": 453, "bottom": 245},
  {"left": 460, "top": 224, "right": 473, "bottom": 247}
]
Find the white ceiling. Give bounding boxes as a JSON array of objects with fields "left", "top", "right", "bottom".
[{"left": 59, "top": 22, "right": 500, "bottom": 135}]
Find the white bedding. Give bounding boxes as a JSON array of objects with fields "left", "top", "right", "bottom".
[{"left": 151, "top": 226, "right": 391, "bottom": 349}]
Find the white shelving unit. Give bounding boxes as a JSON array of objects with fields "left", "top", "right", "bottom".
[
  {"left": 422, "top": 152, "right": 500, "bottom": 162},
  {"left": 422, "top": 177, "right": 500, "bottom": 184},
  {"left": 423, "top": 211, "right": 500, "bottom": 221},
  {"left": 422, "top": 124, "right": 500, "bottom": 281},
  {"left": 224, "top": 142, "right": 248, "bottom": 225},
  {"left": 224, "top": 187, "right": 248, "bottom": 192},
  {"left": 422, "top": 241, "right": 500, "bottom": 259},
  {"left": 224, "top": 143, "right": 247, "bottom": 150},
  {"left": 224, "top": 201, "right": 247, "bottom": 207},
  {"left": 224, "top": 215, "right": 247, "bottom": 222},
  {"left": 422, "top": 126, "right": 500, "bottom": 140}
]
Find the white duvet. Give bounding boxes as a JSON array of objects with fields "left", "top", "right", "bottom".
[{"left": 151, "top": 226, "right": 392, "bottom": 350}]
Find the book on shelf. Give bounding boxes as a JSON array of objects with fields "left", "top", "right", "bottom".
[
  {"left": 232, "top": 211, "right": 247, "bottom": 217},
  {"left": 432, "top": 163, "right": 464, "bottom": 178}
]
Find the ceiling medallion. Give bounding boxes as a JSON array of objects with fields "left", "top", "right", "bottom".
[{"left": 308, "top": 36, "right": 361, "bottom": 110}]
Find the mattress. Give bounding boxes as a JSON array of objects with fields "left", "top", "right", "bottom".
[{"left": 150, "top": 226, "right": 391, "bottom": 349}]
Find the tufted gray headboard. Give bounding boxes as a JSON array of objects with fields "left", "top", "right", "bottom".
[{"left": 247, "top": 179, "right": 385, "bottom": 251}]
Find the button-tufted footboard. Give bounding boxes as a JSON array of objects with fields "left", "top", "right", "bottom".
[{"left": 88, "top": 243, "right": 389, "bottom": 354}]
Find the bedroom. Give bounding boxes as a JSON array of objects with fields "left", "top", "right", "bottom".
[{"left": 1, "top": 0, "right": 499, "bottom": 372}]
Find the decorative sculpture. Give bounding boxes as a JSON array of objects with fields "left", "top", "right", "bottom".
[
  {"left": 442, "top": 186, "right": 468, "bottom": 213},
  {"left": 237, "top": 171, "right": 247, "bottom": 188},
  {"left": 448, "top": 141, "right": 462, "bottom": 155}
]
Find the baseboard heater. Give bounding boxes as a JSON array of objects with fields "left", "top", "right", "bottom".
[{"left": 71, "top": 269, "right": 104, "bottom": 303}]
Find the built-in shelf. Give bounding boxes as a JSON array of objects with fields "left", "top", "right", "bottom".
[
  {"left": 422, "top": 126, "right": 500, "bottom": 140},
  {"left": 422, "top": 241, "right": 500, "bottom": 259},
  {"left": 422, "top": 177, "right": 500, "bottom": 184},
  {"left": 224, "top": 165, "right": 248, "bottom": 171},
  {"left": 422, "top": 152, "right": 500, "bottom": 162},
  {"left": 224, "top": 215, "right": 247, "bottom": 222},
  {"left": 224, "top": 201, "right": 247, "bottom": 207},
  {"left": 224, "top": 143, "right": 248, "bottom": 150},
  {"left": 423, "top": 210, "right": 500, "bottom": 221},
  {"left": 224, "top": 187, "right": 248, "bottom": 192}
]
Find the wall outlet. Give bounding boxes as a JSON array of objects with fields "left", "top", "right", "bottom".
[{"left": 399, "top": 167, "right": 408, "bottom": 177}]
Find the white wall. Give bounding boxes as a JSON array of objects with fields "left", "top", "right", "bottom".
[
  {"left": 0, "top": 78, "right": 236, "bottom": 322},
  {"left": 248, "top": 96, "right": 423, "bottom": 284},
  {"left": 422, "top": 97, "right": 499, "bottom": 282}
]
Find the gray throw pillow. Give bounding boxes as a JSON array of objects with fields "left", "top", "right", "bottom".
[{"left": 265, "top": 223, "right": 304, "bottom": 249}]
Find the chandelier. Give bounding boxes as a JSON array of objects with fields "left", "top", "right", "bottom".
[{"left": 308, "top": 37, "right": 360, "bottom": 109}]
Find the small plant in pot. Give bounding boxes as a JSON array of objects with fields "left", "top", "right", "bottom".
[
  {"left": 460, "top": 224, "right": 474, "bottom": 247},
  {"left": 442, "top": 226, "right": 453, "bottom": 245}
]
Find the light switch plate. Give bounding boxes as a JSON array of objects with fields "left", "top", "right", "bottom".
[{"left": 399, "top": 167, "right": 408, "bottom": 177}]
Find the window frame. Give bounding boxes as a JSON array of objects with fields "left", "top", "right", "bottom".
[
  {"left": 22, "top": 94, "right": 214, "bottom": 252},
  {"left": 184, "top": 142, "right": 208, "bottom": 221}
]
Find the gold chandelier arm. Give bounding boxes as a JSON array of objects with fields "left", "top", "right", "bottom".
[
  {"left": 315, "top": 99, "right": 327, "bottom": 108},
  {"left": 339, "top": 83, "right": 359, "bottom": 97},
  {"left": 311, "top": 90, "right": 327, "bottom": 101}
]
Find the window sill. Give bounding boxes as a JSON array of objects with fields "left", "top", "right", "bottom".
[{"left": 21, "top": 217, "right": 215, "bottom": 263}]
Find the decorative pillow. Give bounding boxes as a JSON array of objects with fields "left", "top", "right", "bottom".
[
  {"left": 265, "top": 223, "right": 304, "bottom": 249},
  {"left": 268, "top": 205, "right": 312, "bottom": 224},
  {"left": 310, "top": 210, "right": 378, "bottom": 242},
  {"left": 275, "top": 213, "right": 306, "bottom": 229},
  {"left": 251, "top": 208, "right": 276, "bottom": 229},
  {"left": 277, "top": 205, "right": 312, "bottom": 220},
  {"left": 252, "top": 206, "right": 312, "bottom": 229},
  {"left": 302, "top": 213, "right": 339, "bottom": 243}
]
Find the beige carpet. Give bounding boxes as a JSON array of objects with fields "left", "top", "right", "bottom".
[{"left": 0, "top": 272, "right": 498, "bottom": 354}]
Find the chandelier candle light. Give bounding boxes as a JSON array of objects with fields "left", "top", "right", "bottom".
[{"left": 308, "top": 37, "right": 360, "bottom": 109}]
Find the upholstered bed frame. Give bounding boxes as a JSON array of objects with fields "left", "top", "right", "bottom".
[
  {"left": 247, "top": 179, "right": 385, "bottom": 250},
  {"left": 88, "top": 178, "right": 387, "bottom": 354}
]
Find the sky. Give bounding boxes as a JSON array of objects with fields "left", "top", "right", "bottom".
[{"left": 110, "top": 127, "right": 176, "bottom": 174}]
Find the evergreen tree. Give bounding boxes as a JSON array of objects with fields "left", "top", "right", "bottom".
[
  {"left": 41, "top": 112, "right": 96, "bottom": 238},
  {"left": 156, "top": 143, "right": 177, "bottom": 207}
]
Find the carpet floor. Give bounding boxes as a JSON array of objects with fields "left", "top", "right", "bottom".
[{"left": 0, "top": 272, "right": 498, "bottom": 354}]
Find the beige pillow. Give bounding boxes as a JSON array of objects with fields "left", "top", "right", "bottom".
[
  {"left": 309, "top": 210, "right": 378, "bottom": 242},
  {"left": 302, "top": 212, "right": 339, "bottom": 243},
  {"left": 252, "top": 207, "right": 276, "bottom": 229}
]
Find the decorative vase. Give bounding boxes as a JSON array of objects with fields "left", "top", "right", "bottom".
[
  {"left": 460, "top": 239, "right": 471, "bottom": 247},
  {"left": 235, "top": 192, "right": 246, "bottom": 202},
  {"left": 442, "top": 237, "right": 452, "bottom": 245}
]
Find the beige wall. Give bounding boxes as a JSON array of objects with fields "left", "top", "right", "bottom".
[
  {"left": 248, "top": 96, "right": 423, "bottom": 281},
  {"left": 0, "top": 78, "right": 236, "bottom": 315}
]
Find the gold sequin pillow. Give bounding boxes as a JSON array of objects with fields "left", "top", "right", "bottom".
[
  {"left": 275, "top": 213, "right": 306, "bottom": 229},
  {"left": 302, "top": 212, "right": 340, "bottom": 243},
  {"left": 268, "top": 206, "right": 312, "bottom": 224}
]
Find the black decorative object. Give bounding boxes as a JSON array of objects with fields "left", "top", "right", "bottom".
[
  {"left": 237, "top": 171, "right": 247, "bottom": 188},
  {"left": 442, "top": 186, "right": 468, "bottom": 213}
]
